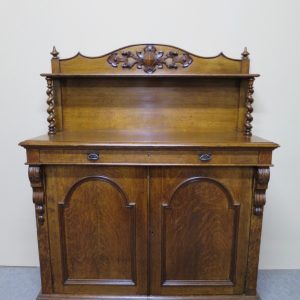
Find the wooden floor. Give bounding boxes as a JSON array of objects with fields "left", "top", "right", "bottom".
[{"left": 0, "top": 267, "right": 299, "bottom": 300}]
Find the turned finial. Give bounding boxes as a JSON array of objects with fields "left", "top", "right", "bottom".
[
  {"left": 51, "top": 46, "right": 59, "bottom": 59},
  {"left": 242, "top": 47, "right": 250, "bottom": 59}
]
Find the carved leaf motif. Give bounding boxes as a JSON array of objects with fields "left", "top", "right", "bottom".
[{"left": 107, "top": 45, "right": 193, "bottom": 74}]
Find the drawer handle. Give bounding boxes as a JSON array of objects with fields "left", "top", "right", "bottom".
[
  {"left": 199, "top": 153, "right": 212, "bottom": 162},
  {"left": 87, "top": 152, "right": 100, "bottom": 161}
]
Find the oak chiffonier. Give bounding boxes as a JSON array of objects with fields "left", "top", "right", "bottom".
[{"left": 20, "top": 44, "right": 278, "bottom": 299}]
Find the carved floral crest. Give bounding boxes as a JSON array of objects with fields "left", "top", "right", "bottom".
[{"left": 107, "top": 45, "right": 193, "bottom": 74}]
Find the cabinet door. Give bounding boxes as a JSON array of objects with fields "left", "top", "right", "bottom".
[
  {"left": 150, "top": 167, "right": 253, "bottom": 296},
  {"left": 46, "top": 166, "right": 148, "bottom": 295}
]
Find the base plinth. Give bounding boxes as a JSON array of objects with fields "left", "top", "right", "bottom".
[{"left": 37, "top": 292, "right": 261, "bottom": 300}]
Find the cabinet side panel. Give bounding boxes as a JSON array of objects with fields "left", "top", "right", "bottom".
[
  {"left": 245, "top": 167, "right": 270, "bottom": 295},
  {"left": 28, "top": 166, "right": 53, "bottom": 293}
]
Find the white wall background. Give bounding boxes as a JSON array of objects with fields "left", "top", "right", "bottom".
[{"left": 0, "top": 0, "right": 299, "bottom": 269}]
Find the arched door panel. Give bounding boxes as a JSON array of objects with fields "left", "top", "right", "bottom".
[
  {"left": 150, "top": 167, "right": 253, "bottom": 296},
  {"left": 59, "top": 176, "right": 136, "bottom": 284},
  {"left": 162, "top": 177, "right": 239, "bottom": 285},
  {"left": 46, "top": 166, "right": 148, "bottom": 296}
]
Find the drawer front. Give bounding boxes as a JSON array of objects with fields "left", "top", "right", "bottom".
[{"left": 38, "top": 149, "right": 259, "bottom": 166}]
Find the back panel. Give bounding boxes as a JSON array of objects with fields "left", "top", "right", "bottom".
[{"left": 60, "top": 77, "right": 244, "bottom": 133}]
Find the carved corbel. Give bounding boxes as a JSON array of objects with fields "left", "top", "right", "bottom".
[
  {"left": 254, "top": 167, "right": 270, "bottom": 216},
  {"left": 46, "top": 77, "right": 56, "bottom": 135},
  {"left": 28, "top": 166, "right": 45, "bottom": 226}
]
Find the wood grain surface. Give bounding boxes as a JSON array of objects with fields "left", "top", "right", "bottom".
[
  {"left": 149, "top": 167, "right": 253, "bottom": 296},
  {"left": 20, "top": 130, "right": 278, "bottom": 149},
  {"left": 45, "top": 166, "right": 148, "bottom": 295},
  {"left": 21, "top": 44, "right": 277, "bottom": 299}
]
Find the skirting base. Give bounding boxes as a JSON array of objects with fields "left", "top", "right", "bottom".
[{"left": 37, "top": 292, "right": 261, "bottom": 300}]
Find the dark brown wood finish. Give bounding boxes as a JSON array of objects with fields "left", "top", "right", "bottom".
[
  {"left": 245, "top": 168, "right": 270, "bottom": 295},
  {"left": 45, "top": 166, "right": 148, "bottom": 295},
  {"left": 244, "top": 78, "right": 255, "bottom": 136},
  {"left": 37, "top": 294, "right": 261, "bottom": 300},
  {"left": 20, "top": 44, "right": 278, "bottom": 300},
  {"left": 46, "top": 78, "right": 56, "bottom": 135},
  {"left": 107, "top": 45, "right": 193, "bottom": 74},
  {"left": 51, "top": 44, "right": 251, "bottom": 75},
  {"left": 149, "top": 167, "right": 253, "bottom": 296},
  {"left": 28, "top": 166, "right": 53, "bottom": 293},
  {"left": 37, "top": 294, "right": 260, "bottom": 300}
]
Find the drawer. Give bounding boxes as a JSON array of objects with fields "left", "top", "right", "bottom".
[{"left": 38, "top": 149, "right": 259, "bottom": 166}]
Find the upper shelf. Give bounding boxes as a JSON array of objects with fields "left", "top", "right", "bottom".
[
  {"left": 47, "top": 44, "right": 256, "bottom": 76},
  {"left": 41, "top": 73, "right": 260, "bottom": 79}
]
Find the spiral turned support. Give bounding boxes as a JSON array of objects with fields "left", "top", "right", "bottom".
[
  {"left": 46, "top": 77, "right": 56, "bottom": 135},
  {"left": 244, "top": 77, "right": 255, "bottom": 136}
]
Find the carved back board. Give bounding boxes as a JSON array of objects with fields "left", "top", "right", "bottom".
[{"left": 43, "top": 44, "right": 257, "bottom": 135}]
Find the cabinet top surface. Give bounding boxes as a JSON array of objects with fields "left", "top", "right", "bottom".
[{"left": 20, "top": 130, "right": 278, "bottom": 149}]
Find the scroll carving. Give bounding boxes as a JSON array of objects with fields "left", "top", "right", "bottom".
[
  {"left": 107, "top": 45, "right": 193, "bottom": 74},
  {"left": 254, "top": 167, "right": 270, "bottom": 216},
  {"left": 46, "top": 77, "right": 56, "bottom": 135},
  {"left": 244, "top": 77, "right": 255, "bottom": 136},
  {"left": 28, "top": 166, "right": 45, "bottom": 225}
]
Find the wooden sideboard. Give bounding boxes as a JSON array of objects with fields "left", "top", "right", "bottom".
[{"left": 20, "top": 44, "right": 278, "bottom": 300}]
